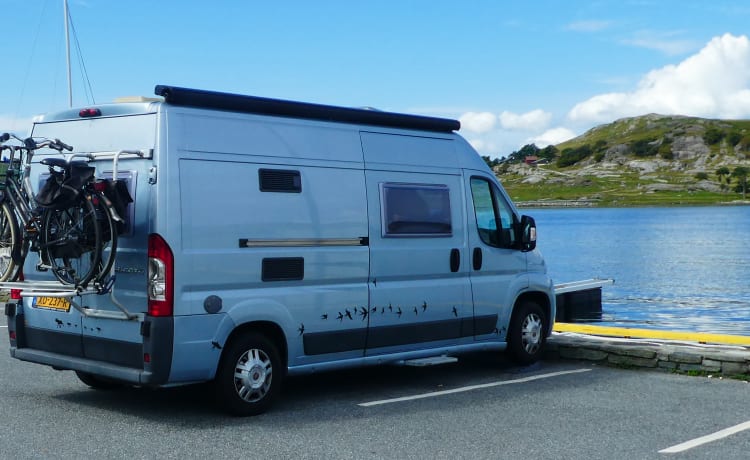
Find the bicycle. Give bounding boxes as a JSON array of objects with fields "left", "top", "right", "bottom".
[{"left": 0, "top": 133, "right": 123, "bottom": 289}]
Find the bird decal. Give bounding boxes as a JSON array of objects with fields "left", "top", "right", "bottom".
[
  {"left": 321, "top": 313, "right": 328, "bottom": 320},
  {"left": 452, "top": 306, "right": 458, "bottom": 317},
  {"left": 337, "top": 312, "right": 344, "bottom": 322},
  {"left": 413, "top": 307, "right": 419, "bottom": 316},
  {"left": 345, "top": 309, "right": 353, "bottom": 321},
  {"left": 422, "top": 301, "right": 428, "bottom": 312},
  {"left": 298, "top": 323, "right": 305, "bottom": 336},
  {"left": 396, "top": 307, "right": 402, "bottom": 318},
  {"left": 359, "top": 307, "right": 369, "bottom": 320}
]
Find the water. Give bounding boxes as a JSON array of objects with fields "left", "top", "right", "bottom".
[{"left": 531, "top": 206, "right": 750, "bottom": 335}]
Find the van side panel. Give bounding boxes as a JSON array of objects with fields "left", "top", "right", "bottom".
[{"left": 169, "top": 111, "right": 370, "bottom": 372}]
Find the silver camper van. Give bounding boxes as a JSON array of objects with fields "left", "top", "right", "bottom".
[{"left": 5, "top": 85, "right": 555, "bottom": 415}]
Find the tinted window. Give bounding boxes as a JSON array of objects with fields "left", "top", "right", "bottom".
[
  {"left": 381, "top": 184, "right": 452, "bottom": 236},
  {"left": 470, "top": 177, "right": 517, "bottom": 248}
]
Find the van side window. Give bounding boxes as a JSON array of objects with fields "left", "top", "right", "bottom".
[
  {"left": 381, "top": 183, "right": 452, "bottom": 237},
  {"left": 470, "top": 177, "right": 517, "bottom": 248}
]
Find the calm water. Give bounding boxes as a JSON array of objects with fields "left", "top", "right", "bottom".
[{"left": 531, "top": 206, "right": 750, "bottom": 335}]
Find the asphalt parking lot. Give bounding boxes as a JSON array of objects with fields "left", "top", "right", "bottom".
[{"left": 2, "top": 327, "right": 750, "bottom": 459}]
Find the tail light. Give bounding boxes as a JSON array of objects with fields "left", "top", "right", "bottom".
[
  {"left": 79, "top": 108, "right": 101, "bottom": 117},
  {"left": 10, "top": 270, "right": 23, "bottom": 300},
  {"left": 147, "top": 233, "right": 174, "bottom": 317}
]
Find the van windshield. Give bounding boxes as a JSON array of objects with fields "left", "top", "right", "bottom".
[{"left": 31, "top": 113, "right": 157, "bottom": 155}]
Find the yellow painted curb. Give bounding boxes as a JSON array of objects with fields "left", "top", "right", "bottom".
[{"left": 553, "top": 323, "right": 750, "bottom": 346}]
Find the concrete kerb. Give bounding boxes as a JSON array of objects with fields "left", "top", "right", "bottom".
[{"left": 545, "top": 329, "right": 750, "bottom": 377}]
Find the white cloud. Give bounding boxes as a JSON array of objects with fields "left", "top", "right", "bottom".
[
  {"left": 529, "top": 127, "right": 577, "bottom": 148},
  {"left": 459, "top": 111, "right": 497, "bottom": 134},
  {"left": 566, "top": 20, "right": 612, "bottom": 32},
  {"left": 568, "top": 33, "right": 750, "bottom": 124},
  {"left": 621, "top": 30, "right": 700, "bottom": 56},
  {"left": 499, "top": 109, "right": 552, "bottom": 131}
]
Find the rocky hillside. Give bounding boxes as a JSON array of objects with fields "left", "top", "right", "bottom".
[{"left": 498, "top": 114, "right": 750, "bottom": 206}]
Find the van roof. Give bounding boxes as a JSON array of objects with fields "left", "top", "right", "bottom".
[{"left": 154, "top": 85, "right": 461, "bottom": 133}]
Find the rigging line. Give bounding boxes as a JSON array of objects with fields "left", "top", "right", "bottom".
[
  {"left": 67, "top": 7, "right": 96, "bottom": 105},
  {"left": 12, "top": 0, "right": 50, "bottom": 131}
]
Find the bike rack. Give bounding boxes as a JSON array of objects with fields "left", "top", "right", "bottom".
[
  {"left": 0, "top": 148, "right": 151, "bottom": 322},
  {"left": 0, "top": 278, "right": 140, "bottom": 321}
]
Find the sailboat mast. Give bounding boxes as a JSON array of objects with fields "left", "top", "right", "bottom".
[{"left": 64, "top": 0, "right": 72, "bottom": 107}]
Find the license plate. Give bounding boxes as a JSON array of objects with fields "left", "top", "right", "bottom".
[{"left": 34, "top": 296, "right": 71, "bottom": 312}]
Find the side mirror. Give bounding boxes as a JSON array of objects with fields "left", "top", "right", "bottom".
[{"left": 519, "top": 215, "right": 536, "bottom": 252}]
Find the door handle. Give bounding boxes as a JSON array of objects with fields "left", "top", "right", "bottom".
[
  {"left": 450, "top": 248, "right": 460, "bottom": 272},
  {"left": 473, "top": 247, "right": 483, "bottom": 270}
]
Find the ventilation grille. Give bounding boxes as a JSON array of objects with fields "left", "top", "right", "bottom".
[
  {"left": 262, "top": 257, "right": 304, "bottom": 282},
  {"left": 259, "top": 169, "right": 301, "bottom": 193}
]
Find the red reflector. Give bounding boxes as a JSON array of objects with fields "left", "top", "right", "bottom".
[
  {"left": 10, "top": 289, "right": 21, "bottom": 300},
  {"left": 94, "top": 181, "right": 107, "bottom": 192},
  {"left": 143, "top": 353, "right": 151, "bottom": 363},
  {"left": 9, "top": 331, "right": 16, "bottom": 340},
  {"left": 79, "top": 108, "right": 101, "bottom": 117}
]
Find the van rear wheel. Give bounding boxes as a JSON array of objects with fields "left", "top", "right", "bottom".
[
  {"left": 215, "top": 332, "right": 282, "bottom": 416},
  {"left": 507, "top": 301, "right": 547, "bottom": 365}
]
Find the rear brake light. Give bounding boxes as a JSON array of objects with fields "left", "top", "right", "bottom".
[
  {"left": 10, "top": 289, "right": 21, "bottom": 300},
  {"left": 9, "top": 331, "right": 16, "bottom": 340},
  {"left": 79, "top": 108, "right": 101, "bottom": 117},
  {"left": 147, "top": 233, "right": 174, "bottom": 317}
]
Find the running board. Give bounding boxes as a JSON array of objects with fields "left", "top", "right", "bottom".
[{"left": 402, "top": 356, "right": 458, "bottom": 367}]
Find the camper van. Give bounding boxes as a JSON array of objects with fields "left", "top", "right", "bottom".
[{"left": 4, "top": 85, "right": 555, "bottom": 415}]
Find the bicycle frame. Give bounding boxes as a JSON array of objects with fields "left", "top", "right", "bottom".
[{"left": 2, "top": 145, "right": 43, "bottom": 235}]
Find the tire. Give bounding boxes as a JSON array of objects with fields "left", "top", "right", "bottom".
[
  {"left": 92, "top": 192, "right": 117, "bottom": 286},
  {"left": 0, "top": 201, "right": 21, "bottom": 282},
  {"left": 75, "top": 371, "right": 122, "bottom": 390},
  {"left": 41, "top": 196, "right": 101, "bottom": 287},
  {"left": 507, "top": 301, "right": 547, "bottom": 365},
  {"left": 215, "top": 333, "right": 283, "bottom": 416}
]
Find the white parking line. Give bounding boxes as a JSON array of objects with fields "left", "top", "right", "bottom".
[
  {"left": 359, "top": 368, "right": 592, "bottom": 407},
  {"left": 659, "top": 420, "right": 750, "bottom": 454}
]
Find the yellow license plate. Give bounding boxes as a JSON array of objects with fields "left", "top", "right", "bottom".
[{"left": 34, "top": 296, "right": 71, "bottom": 312}]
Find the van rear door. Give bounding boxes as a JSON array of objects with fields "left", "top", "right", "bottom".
[{"left": 13, "top": 109, "right": 157, "bottom": 380}]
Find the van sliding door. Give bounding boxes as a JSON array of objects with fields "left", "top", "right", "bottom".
[{"left": 364, "top": 170, "right": 474, "bottom": 354}]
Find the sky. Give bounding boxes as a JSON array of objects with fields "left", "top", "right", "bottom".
[{"left": 2, "top": 0, "right": 750, "bottom": 158}]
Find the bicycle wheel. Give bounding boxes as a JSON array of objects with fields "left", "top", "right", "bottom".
[
  {"left": 92, "top": 192, "right": 117, "bottom": 286},
  {"left": 0, "top": 201, "right": 21, "bottom": 281},
  {"left": 41, "top": 196, "right": 101, "bottom": 287}
]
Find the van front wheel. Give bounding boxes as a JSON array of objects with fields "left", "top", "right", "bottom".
[
  {"left": 215, "top": 332, "right": 282, "bottom": 416},
  {"left": 507, "top": 301, "right": 547, "bottom": 365}
]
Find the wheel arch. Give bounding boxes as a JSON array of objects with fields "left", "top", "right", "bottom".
[{"left": 221, "top": 320, "right": 289, "bottom": 372}]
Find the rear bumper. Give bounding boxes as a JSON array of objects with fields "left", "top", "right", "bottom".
[
  {"left": 6, "top": 301, "right": 174, "bottom": 386},
  {"left": 11, "top": 347, "right": 157, "bottom": 384}
]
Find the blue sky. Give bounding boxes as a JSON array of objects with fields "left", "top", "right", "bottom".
[{"left": 3, "top": 0, "right": 750, "bottom": 158}]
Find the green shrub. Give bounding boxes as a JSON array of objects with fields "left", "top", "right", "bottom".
[
  {"left": 631, "top": 139, "right": 658, "bottom": 157},
  {"left": 557, "top": 145, "right": 593, "bottom": 167},
  {"left": 704, "top": 127, "right": 725, "bottom": 145},
  {"left": 727, "top": 131, "right": 743, "bottom": 146}
]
